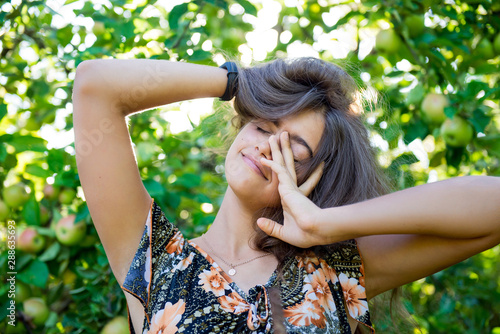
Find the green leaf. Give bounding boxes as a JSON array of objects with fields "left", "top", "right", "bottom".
[
  {"left": 235, "top": 0, "right": 258, "bottom": 16},
  {"left": 444, "top": 106, "right": 457, "bottom": 119},
  {"left": 75, "top": 267, "right": 100, "bottom": 279},
  {"left": 470, "top": 109, "right": 490, "bottom": 133},
  {"left": 477, "top": 135, "right": 500, "bottom": 157},
  {"left": 5, "top": 134, "right": 47, "bottom": 153},
  {"left": 168, "top": 3, "right": 189, "bottom": 31},
  {"left": 387, "top": 153, "right": 419, "bottom": 172},
  {"left": 445, "top": 146, "right": 465, "bottom": 168},
  {"left": 407, "top": 85, "right": 425, "bottom": 105},
  {"left": 429, "top": 150, "right": 446, "bottom": 167},
  {"left": 404, "top": 119, "right": 428, "bottom": 143},
  {"left": 18, "top": 259, "right": 49, "bottom": 288},
  {"left": 175, "top": 173, "right": 201, "bottom": 188},
  {"left": 39, "top": 242, "right": 61, "bottom": 262},
  {"left": 0, "top": 103, "right": 6, "bottom": 122},
  {"left": 25, "top": 164, "right": 53, "bottom": 178},
  {"left": 465, "top": 81, "right": 489, "bottom": 98},
  {"left": 189, "top": 49, "right": 212, "bottom": 61},
  {"left": 23, "top": 195, "right": 40, "bottom": 226},
  {"left": 144, "top": 179, "right": 165, "bottom": 197},
  {"left": 0, "top": 143, "right": 7, "bottom": 163}
]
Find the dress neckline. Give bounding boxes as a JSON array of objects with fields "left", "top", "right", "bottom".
[{"left": 186, "top": 239, "right": 280, "bottom": 301}]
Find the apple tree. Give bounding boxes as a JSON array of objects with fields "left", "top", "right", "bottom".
[{"left": 0, "top": 0, "right": 499, "bottom": 333}]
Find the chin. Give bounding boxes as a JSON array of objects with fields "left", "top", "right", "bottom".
[{"left": 226, "top": 178, "right": 281, "bottom": 210}]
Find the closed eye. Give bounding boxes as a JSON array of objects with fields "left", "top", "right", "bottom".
[{"left": 256, "top": 126, "right": 271, "bottom": 135}]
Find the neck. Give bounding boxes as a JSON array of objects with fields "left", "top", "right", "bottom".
[{"left": 203, "top": 186, "right": 264, "bottom": 260}]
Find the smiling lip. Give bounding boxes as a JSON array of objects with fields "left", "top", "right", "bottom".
[{"left": 242, "top": 154, "right": 268, "bottom": 180}]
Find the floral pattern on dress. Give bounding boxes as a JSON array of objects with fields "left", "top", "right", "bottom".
[
  {"left": 339, "top": 273, "right": 368, "bottom": 318},
  {"left": 198, "top": 267, "right": 231, "bottom": 297},
  {"left": 146, "top": 299, "right": 186, "bottom": 334},
  {"left": 219, "top": 292, "right": 250, "bottom": 314},
  {"left": 121, "top": 200, "right": 374, "bottom": 334}
]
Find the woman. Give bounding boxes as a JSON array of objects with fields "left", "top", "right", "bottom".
[{"left": 73, "top": 57, "right": 500, "bottom": 334}]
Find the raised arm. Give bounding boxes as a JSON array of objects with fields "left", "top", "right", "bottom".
[
  {"left": 257, "top": 133, "right": 500, "bottom": 299},
  {"left": 73, "top": 59, "right": 226, "bottom": 284}
]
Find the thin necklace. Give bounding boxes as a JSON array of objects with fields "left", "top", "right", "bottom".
[{"left": 202, "top": 234, "right": 272, "bottom": 276}]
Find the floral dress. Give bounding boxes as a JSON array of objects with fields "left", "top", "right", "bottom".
[{"left": 121, "top": 200, "right": 374, "bottom": 334}]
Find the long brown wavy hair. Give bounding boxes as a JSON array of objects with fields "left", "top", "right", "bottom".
[
  {"left": 232, "top": 57, "right": 391, "bottom": 261},
  {"left": 230, "top": 57, "right": 394, "bottom": 333}
]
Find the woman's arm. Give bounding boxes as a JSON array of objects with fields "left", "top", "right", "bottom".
[
  {"left": 73, "top": 59, "right": 227, "bottom": 285},
  {"left": 257, "top": 132, "right": 500, "bottom": 299},
  {"left": 320, "top": 175, "right": 500, "bottom": 243}
]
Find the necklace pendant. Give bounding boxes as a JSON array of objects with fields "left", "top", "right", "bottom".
[{"left": 228, "top": 268, "right": 236, "bottom": 276}]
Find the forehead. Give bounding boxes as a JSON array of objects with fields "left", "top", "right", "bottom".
[{"left": 273, "top": 110, "right": 325, "bottom": 153}]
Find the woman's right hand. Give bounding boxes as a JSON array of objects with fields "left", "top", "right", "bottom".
[{"left": 257, "top": 132, "right": 334, "bottom": 248}]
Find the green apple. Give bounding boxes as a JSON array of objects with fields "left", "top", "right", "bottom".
[
  {"left": 17, "top": 228, "right": 45, "bottom": 254},
  {"left": 55, "top": 215, "right": 87, "bottom": 246},
  {"left": 25, "top": 117, "right": 41, "bottom": 131},
  {"left": 404, "top": 15, "right": 425, "bottom": 38},
  {"left": 476, "top": 38, "right": 494, "bottom": 59},
  {"left": 494, "top": 33, "right": 500, "bottom": 54},
  {"left": 376, "top": 29, "right": 402, "bottom": 53},
  {"left": 441, "top": 116, "right": 474, "bottom": 147},
  {"left": 62, "top": 269, "right": 77, "bottom": 286},
  {"left": 15, "top": 281, "right": 32, "bottom": 303},
  {"left": 58, "top": 188, "right": 76, "bottom": 205},
  {"left": 43, "top": 184, "right": 60, "bottom": 201},
  {"left": 23, "top": 297, "right": 50, "bottom": 326},
  {"left": 93, "top": 21, "right": 106, "bottom": 35},
  {"left": 101, "top": 316, "right": 130, "bottom": 334},
  {"left": 421, "top": 93, "right": 448, "bottom": 124},
  {"left": 2, "top": 184, "right": 30, "bottom": 208},
  {"left": 40, "top": 205, "right": 50, "bottom": 225},
  {"left": 0, "top": 199, "right": 9, "bottom": 221},
  {"left": 80, "top": 234, "right": 98, "bottom": 247}
]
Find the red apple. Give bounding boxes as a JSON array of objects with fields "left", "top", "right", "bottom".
[
  {"left": 17, "top": 228, "right": 45, "bottom": 254},
  {"left": 55, "top": 215, "right": 87, "bottom": 246},
  {"left": 376, "top": 29, "right": 402, "bottom": 53},
  {"left": 421, "top": 93, "right": 448, "bottom": 124},
  {"left": 101, "top": 316, "right": 130, "bottom": 334},
  {"left": 59, "top": 188, "right": 76, "bottom": 205},
  {"left": 441, "top": 116, "right": 474, "bottom": 147},
  {"left": 23, "top": 297, "right": 50, "bottom": 326},
  {"left": 2, "top": 184, "right": 30, "bottom": 208},
  {"left": 43, "top": 184, "right": 60, "bottom": 201}
]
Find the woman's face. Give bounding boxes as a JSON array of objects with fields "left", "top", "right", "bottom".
[{"left": 225, "top": 110, "right": 325, "bottom": 209}]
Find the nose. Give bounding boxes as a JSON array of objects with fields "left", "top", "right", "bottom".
[{"left": 255, "top": 139, "right": 272, "bottom": 160}]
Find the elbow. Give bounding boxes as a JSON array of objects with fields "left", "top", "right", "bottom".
[{"left": 73, "top": 60, "right": 102, "bottom": 96}]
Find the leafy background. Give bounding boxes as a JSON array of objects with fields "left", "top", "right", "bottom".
[{"left": 0, "top": 0, "right": 499, "bottom": 333}]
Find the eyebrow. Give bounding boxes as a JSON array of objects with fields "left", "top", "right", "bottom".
[{"left": 272, "top": 120, "right": 313, "bottom": 158}]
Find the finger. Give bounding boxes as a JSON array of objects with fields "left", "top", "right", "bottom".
[
  {"left": 268, "top": 135, "right": 285, "bottom": 166},
  {"left": 257, "top": 217, "right": 284, "bottom": 240},
  {"left": 280, "top": 132, "right": 297, "bottom": 184},
  {"left": 298, "top": 162, "right": 324, "bottom": 196},
  {"left": 261, "top": 156, "right": 295, "bottom": 188}
]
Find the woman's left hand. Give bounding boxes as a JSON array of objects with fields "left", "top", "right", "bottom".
[{"left": 258, "top": 132, "right": 327, "bottom": 248}]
